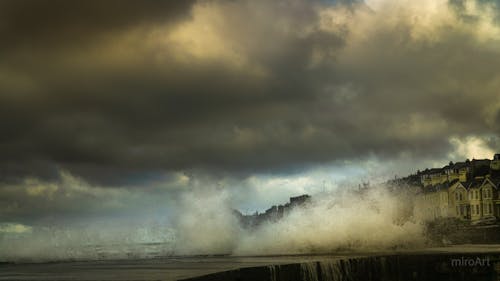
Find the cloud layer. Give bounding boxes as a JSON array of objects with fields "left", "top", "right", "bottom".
[
  {"left": 0, "top": 0, "right": 499, "bottom": 236},
  {"left": 1, "top": 0, "right": 499, "bottom": 184}
]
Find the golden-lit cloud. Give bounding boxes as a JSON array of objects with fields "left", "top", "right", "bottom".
[
  {"left": 0, "top": 0, "right": 499, "bottom": 223},
  {"left": 167, "top": 3, "right": 247, "bottom": 64},
  {"left": 448, "top": 135, "right": 496, "bottom": 160}
]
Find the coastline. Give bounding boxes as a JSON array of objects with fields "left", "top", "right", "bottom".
[{"left": 1, "top": 245, "right": 499, "bottom": 281}]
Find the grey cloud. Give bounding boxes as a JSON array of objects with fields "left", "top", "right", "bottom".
[
  {"left": 0, "top": 0, "right": 499, "bottom": 187},
  {"left": 0, "top": 0, "right": 195, "bottom": 51},
  {"left": 0, "top": 169, "right": 187, "bottom": 223}
]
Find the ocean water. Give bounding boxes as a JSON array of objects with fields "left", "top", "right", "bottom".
[
  {"left": 1, "top": 245, "right": 499, "bottom": 281},
  {"left": 0, "top": 254, "right": 350, "bottom": 281},
  {"left": 0, "top": 227, "right": 177, "bottom": 263}
]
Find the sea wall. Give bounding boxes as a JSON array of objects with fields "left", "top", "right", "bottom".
[
  {"left": 180, "top": 253, "right": 500, "bottom": 281},
  {"left": 424, "top": 218, "right": 500, "bottom": 245}
]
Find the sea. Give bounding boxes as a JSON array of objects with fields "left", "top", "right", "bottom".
[{"left": 1, "top": 244, "right": 500, "bottom": 281}]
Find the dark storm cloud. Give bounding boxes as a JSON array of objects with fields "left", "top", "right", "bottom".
[
  {"left": 0, "top": 0, "right": 195, "bottom": 50},
  {"left": 0, "top": 0, "right": 499, "bottom": 186}
]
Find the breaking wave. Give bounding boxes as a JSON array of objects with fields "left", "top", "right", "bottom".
[{"left": 0, "top": 185, "right": 424, "bottom": 262}]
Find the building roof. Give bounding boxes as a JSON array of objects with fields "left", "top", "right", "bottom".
[
  {"left": 451, "top": 162, "right": 467, "bottom": 170},
  {"left": 471, "top": 159, "right": 490, "bottom": 165},
  {"left": 422, "top": 168, "right": 443, "bottom": 175},
  {"left": 463, "top": 178, "right": 483, "bottom": 190},
  {"left": 421, "top": 181, "right": 451, "bottom": 193},
  {"left": 484, "top": 176, "right": 500, "bottom": 188}
]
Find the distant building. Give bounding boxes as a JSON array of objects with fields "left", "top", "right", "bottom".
[
  {"left": 491, "top": 154, "right": 500, "bottom": 177},
  {"left": 480, "top": 177, "right": 500, "bottom": 219},
  {"left": 289, "top": 194, "right": 311, "bottom": 207},
  {"left": 414, "top": 182, "right": 450, "bottom": 221},
  {"left": 414, "top": 154, "right": 500, "bottom": 223},
  {"left": 236, "top": 194, "right": 311, "bottom": 228}
]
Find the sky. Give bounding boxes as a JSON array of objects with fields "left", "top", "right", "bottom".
[{"left": 0, "top": 0, "right": 500, "bottom": 235}]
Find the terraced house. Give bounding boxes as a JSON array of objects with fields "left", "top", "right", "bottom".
[{"left": 414, "top": 154, "right": 500, "bottom": 223}]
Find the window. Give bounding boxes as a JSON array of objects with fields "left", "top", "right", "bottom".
[
  {"left": 488, "top": 204, "right": 492, "bottom": 214},
  {"left": 459, "top": 193, "right": 463, "bottom": 201},
  {"left": 476, "top": 205, "right": 479, "bottom": 214},
  {"left": 484, "top": 188, "right": 491, "bottom": 199},
  {"left": 456, "top": 206, "right": 459, "bottom": 215},
  {"left": 476, "top": 190, "right": 479, "bottom": 199}
]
